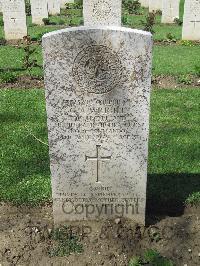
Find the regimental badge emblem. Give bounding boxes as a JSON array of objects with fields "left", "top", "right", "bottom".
[{"left": 73, "top": 45, "right": 123, "bottom": 94}]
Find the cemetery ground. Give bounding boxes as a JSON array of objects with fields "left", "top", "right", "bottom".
[{"left": 0, "top": 3, "right": 200, "bottom": 266}]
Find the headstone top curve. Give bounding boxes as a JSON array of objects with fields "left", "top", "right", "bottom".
[{"left": 42, "top": 26, "right": 153, "bottom": 40}]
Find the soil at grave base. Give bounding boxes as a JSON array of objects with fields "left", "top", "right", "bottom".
[
  {"left": 152, "top": 75, "right": 200, "bottom": 89},
  {"left": 0, "top": 202, "right": 199, "bottom": 266},
  {"left": 0, "top": 75, "right": 200, "bottom": 90},
  {"left": 0, "top": 76, "right": 44, "bottom": 90}
]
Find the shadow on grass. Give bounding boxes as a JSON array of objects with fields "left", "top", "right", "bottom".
[
  {"left": 146, "top": 173, "right": 200, "bottom": 217},
  {"left": 0, "top": 112, "right": 21, "bottom": 123}
]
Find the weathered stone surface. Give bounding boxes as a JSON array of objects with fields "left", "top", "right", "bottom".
[
  {"left": 0, "top": 0, "right": 2, "bottom": 13},
  {"left": 182, "top": 0, "right": 200, "bottom": 40},
  {"left": 149, "top": 0, "right": 162, "bottom": 12},
  {"left": 30, "top": 0, "right": 48, "bottom": 25},
  {"left": 48, "top": 0, "right": 60, "bottom": 15},
  {"left": 83, "top": 0, "right": 122, "bottom": 26},
  {"left": 43, "top": 26, "right": 152, "bottom": 225},
  {"left": 2, "top": 0, "right": 27, "bottom": 40},
  {"left": 140, "top": 0, "right": 149, "bottom": 8},
  {"left": 162, "top": 0, "right": 180, "bottom": 24}
]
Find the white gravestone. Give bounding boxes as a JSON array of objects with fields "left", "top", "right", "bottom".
[
  {"left": 149, "top": 0, "right": 162, "bottom": 12},
  {"left": 83, "top": 0, "right": 122, "bottom": 27},
  {"left": 0, "top": 0, "right": 2, "bottom": 13},
  {"left": 30, "top": 0, "right": 48, "bottom": 25},
  {"left": 48, "top": 0, "right": 60, "bottom": 15},
  {"left": 60, "top": 0, "right": 74, "bottom": 9},
  {"left": 2, "top": 0, "right": 27, "bottom": 40},
  {"left": 43, "top": 26, "right": 152, "bottom": 225},
  {"left": 162, "top": 0, "right": 180, "bottom": 24},
  {"left": 182, "top": 0, "right": 200, "bottom": 40},
  {"left": 140, "top": 0, "right": 149, "bottom": 8}
]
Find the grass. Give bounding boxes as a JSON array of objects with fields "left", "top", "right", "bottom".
[
  {"left": 0, "top": 11, "right": 83, "bottom": 40},
  {"left": 148, "top": 89, "right": 200, "bottom": 208},
  {"left": 0, "top": 0, "right": 187, "bottom": 42},
  {"left": 0, "top": 45, "right": 43, "bottom": 77},
  {"left": 125, "top": 8, "right": 183, "bottom": 41},
  {"left": 0, "top": 44, "right": 199, "bottom": 79},
  {"left": 0, "top": 1, "right": 199, "bottom": 81},
  {"left": 0, "top": 88, "right": 199, "bottom": 206},
  {"left": 153, "top": 45, "right": 200, "bottom": 76},
  {"left": 0, "top": 1, "right": 199, "bottom": 209},
  {"left": 128, "top": 249, "right": 174, "bottom": 266},
  {"left": 149, "top": 89, "right": 199, "bottom": 174},
  {"left": 185, "top": 192, "right": 200, "bottom": 206},
  {"left": 120, "top": 0, "right": 184, "bottom": 41},
  {"left": 50, "top": 225, "right": 83, "bottom": 257},
  {"left": 0, "top": 89, "right": 50, "bottom": 205}
]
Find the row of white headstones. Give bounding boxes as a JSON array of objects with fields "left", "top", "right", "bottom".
[
  {"left": 1, "top": 0, "right": 200, "bottom": 41},
  {"left": 142, "top": 0, "right": 200, "bottom": 40},
  {"left": 0, "top": 0, "right": 74, "bottom": 40}
]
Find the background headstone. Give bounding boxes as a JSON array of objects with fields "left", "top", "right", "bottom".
[
  {"left": 140, "top": 0, "right": 149, "bottom": 8},
  {"left": 0, "top": 0, "right": 2, "bottom": 13},
  {"left": 30, "top": 0, "right": 48, "bottom": 25},
  {"left": 182, "top": 0, "right": 200, "bottom": 40},
  {"left": 2, "top": 0, "right": 27, "bottom": 40},
  {"left": 162, "top": 0, "right": 180, "bottom": 24},
  {"left": 43, "top": 26, "right": 152, "bottom": 225},
  {"left": 149, "top": 0, "right": 162, "bottom": 12},
  {"left": 48, "top": 0, "right": 60, "bottom": 15},
  {"left": 83, "top": 0, "right": 122, "bottom": 26}
]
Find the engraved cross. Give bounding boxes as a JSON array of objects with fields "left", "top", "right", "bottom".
[
  {"left": 11, "top": 18, "right": 16, "bottom": 23},
  {"left": 191, "top": 16, "right": 200, "bottom": 29},
  {"left": 169, "top": 3, "right": 173, "bottom": 16},
  {"left": 85, "top": 145, "right": 111, "bottom": 183}
]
